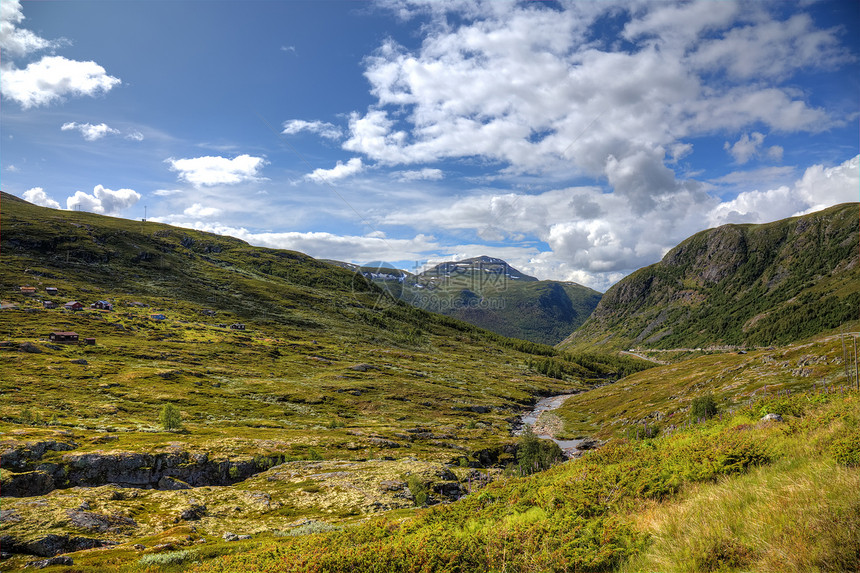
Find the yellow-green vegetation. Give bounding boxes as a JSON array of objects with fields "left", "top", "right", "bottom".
[
  {"left": 554, "top": 330, "right": 859, "bottom": 439},
  {"left": 42, "top": 391, "right": 849, "bottom": 573},
  {"left": 0, "top": 192, "right": 640, "bottom": 569},
  {"left": 3, "top": 193, "right": 858, "bottom": 572}
]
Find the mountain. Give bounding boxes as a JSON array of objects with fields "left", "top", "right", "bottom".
[
  {"left": 561, "top": 203, "right": 860, "bottom": 353},
  {"left": 389, "top": 256, "right": 601, "bottom": 346}
]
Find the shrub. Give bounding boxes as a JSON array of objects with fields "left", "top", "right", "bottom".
[
  {"left": 691, "top": 394, "right": 718, "bottom": 421},
  {"left": 831, "top": 431, "right": 860, "bottom": 467},
  {"left": 406, "top": 474, "right": 429, "bottom": 506},
  {"left": 158, "top": 403, "right": 182, "bottom": 431},
  {"left": 138, "top": 549, "right": 195, "bottom": 566}
]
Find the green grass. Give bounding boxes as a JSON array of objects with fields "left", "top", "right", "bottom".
[{"left": 93, "top": 392, "right": 856, "bottom": 573}]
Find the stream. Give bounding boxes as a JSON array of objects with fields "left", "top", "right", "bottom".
[{"left": 517, "top": 394, "right": 586, "bottom": 457}]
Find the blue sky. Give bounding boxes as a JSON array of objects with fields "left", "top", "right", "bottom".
[{"left": 2, "top": 0, "right": 858, "bottom": 291}]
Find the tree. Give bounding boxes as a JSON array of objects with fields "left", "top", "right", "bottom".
[
  {"left": 159, "top": 403, "right": 182, "bottom": 431},
  {"left": 690, "top": 394, "right": 718, "bottom": 421},
  {"left": 516, "top": 425, "right": 563, "bottom": 476}
]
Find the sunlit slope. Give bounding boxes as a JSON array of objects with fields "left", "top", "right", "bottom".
[{"left": 561, "top": 203, "right": 859, "bottom": 353}]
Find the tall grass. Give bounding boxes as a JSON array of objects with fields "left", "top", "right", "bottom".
[{"left": 629, "top": 396, "right": 860, "bottom": 572}]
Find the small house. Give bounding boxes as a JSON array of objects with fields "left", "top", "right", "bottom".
[
  {"left": 45, "top": 287, "right": 59, "bottom": 295},
  {"left": 83, "top": 338, "right": 96, "bottom": 345},
  {"left": 20, "top": 286, "right": 36, "bottom": 296},
  {"left": 43, "top": 301, "right": 57, "bottom": 309},
  {"left": 64, "top": 301, "right": 84, "bottom": 311},
  {"left": 91, "top": 300, "right": 113, "bottom": 311},
  {"left": 150, "top": 314, "right": 167, "bottom": 321},
  {"left": 49, "top": 331, "right": 79, "bottom": 343},
  {"left": 230, "top": 323, "right": 246, "bottom": 330}
]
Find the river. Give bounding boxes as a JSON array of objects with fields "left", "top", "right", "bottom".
[{"left": 517, "top": 393, "right": 586, "bottom": 457}]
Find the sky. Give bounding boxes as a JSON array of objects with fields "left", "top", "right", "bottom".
[{"left": 2, "top": 0, "right": 858, "bottom": 291}]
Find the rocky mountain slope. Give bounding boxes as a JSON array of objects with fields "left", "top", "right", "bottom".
[
  {"left": 337, "top": 256, "right": 602, "bottom": 346},
  {"left": 561, "top": 203, "right": 860, "bottom": 352}
]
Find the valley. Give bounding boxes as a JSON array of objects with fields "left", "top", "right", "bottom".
[{"left": 0, "top": 194, "right": 858, "bottom": 572}]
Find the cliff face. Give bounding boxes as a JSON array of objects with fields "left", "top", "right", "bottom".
[{"left": 561, "top": 203, "right": 860, "bottom": 351}]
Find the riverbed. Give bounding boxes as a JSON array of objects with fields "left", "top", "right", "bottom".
[{"left": 518, "top": 394, "right": 586, "bottom": 457}]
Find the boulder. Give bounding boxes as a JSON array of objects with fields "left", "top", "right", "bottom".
[
  {"left": 158, "top": 476, "right": 192, "bottom": 490},
  {"left": 1, "top": 470, "right": 54, "bottom": 497},
  {"left": 179, "top": 504, "right": 207, "bottom": 521},
  {"left": 26, "top": 556, "right": 73, "bottom": 569},
  {"left": 66, "top": 510, "right": 137, "bottom": 533},
  {"left": 760, "top": 413, "right": 784, "bottom": 423}
]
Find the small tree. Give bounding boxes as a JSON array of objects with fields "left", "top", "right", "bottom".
[
  {"left": 159, "top": 403, "right": 182, "bottom": 431},
  {"left": 516, "top": 425, "right": 563, "bottom": 476},
  {"left": 690, "top": 394, "right": 718, "bottom": 421}
]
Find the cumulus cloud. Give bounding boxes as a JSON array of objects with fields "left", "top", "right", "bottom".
[
  {"left": 22, "top": 187, "right": 60, "bottom": 209},
  {"left": 0, "top": 0, "right": 57, "bottom": 57},
  {"left": 708, "top": 155, "right": 859, "bottom": 226},
  {"left": 1, "top": 56, "right": 121, "bottom": 109},
  {"left": 61, "top": 122, "right": 120, "bottom": 141},
  {"left": 305, "top": 158, "right": 364, "bottom": 183},
  {"left": 0, "top": 2, "right": 120, "bottom": 108},
  {"left": 125, "top": 131, "right": 145, "bottom": 142},
  {"left": 339, "top": 1, "right": 844, "bottom": 213},
  {"left": 282, "top": 119, "right": 343, "bottom": 140},
  {"left": 724, "top": 132, "right": 784, "bottom": 164},
  {"left": 166, "top": 154, "right": 267, "bottom": 187},
  {"left": 65, "top": 185, "right": 141, "bottom": 216},
  {"left": 183, "top": 203, "right": 222, "bottom": 218}
]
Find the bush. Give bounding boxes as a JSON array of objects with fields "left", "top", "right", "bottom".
[
  {"left": 831, "top": 431, "right": 860, "bottom": 467},
  {"left": 691, "top": 394, "right": 718, "bottom": 421},
  {"left": 158, "top": 403, "right": 182, "bottom": 431},
  {"left": 138, "top": 549, "right": 195, "bottom": 566},
  {"left": 406, "top": 475, "right": 430, "bottom": 506}
]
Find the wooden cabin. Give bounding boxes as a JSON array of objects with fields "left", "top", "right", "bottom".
[{"left": 49, "top": 331, "right": 79, "bottom": 343}]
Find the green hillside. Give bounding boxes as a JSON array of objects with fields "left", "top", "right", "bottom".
[
  {"left": 0, "top": 192, "right": 638, "bottom": 570},
  {"left": 561, "top": 203, "right": 860, "bottom": 353}
]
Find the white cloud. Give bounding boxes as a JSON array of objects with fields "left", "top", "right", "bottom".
[
  {"left": 395, "top": 168, "right": 444, "bottom": 182},
  {"left": 150, "top": 217, "right": 442, "bottom": 264},
  {"left": 1, "top": 56, "right": 121, "bottom": 109},
  {"left": 708, "top": 155, "right": 859, "bottom": 226},
  {"left": 282, "top": 119, "right": 343, "bottom": 140},
  {"left": 723, "top": 132, "right": 786, "bottom": 165},
  {"left": 125, "top": 131, "right": 145, "bottom": 142},
  {"left": 690, "top": 13, "right": 852, "bottom": 81},
  {"left": 0, "top": 0, "right": 57, "bottom": 57},
  {"left": 22, "top": 187, "right": 60, "bottom": 209},
  {"left": 61, "top": 122, "right": 120, "bottom": 141},
  {"left": 166, "top": 154, "right": 267, "bottom": 187},
  {"left": 183, "top": 203, "right": 222, "bottom": 218},
  {"left": 66, "top": 185, "right": 141, "bottom": 216},
  {"left": 305, "top": 158, "right": 364, "bottom": 183},
  {"left": 153, "top": 189, "right": 184, "bottom": 197},
  {"left": 335, "top": 1, "right": 844, "bottom": 221}
]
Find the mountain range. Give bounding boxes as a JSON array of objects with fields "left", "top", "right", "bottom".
[{"left": 330, "top": 255, "right": 602, "bottom": 346}]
